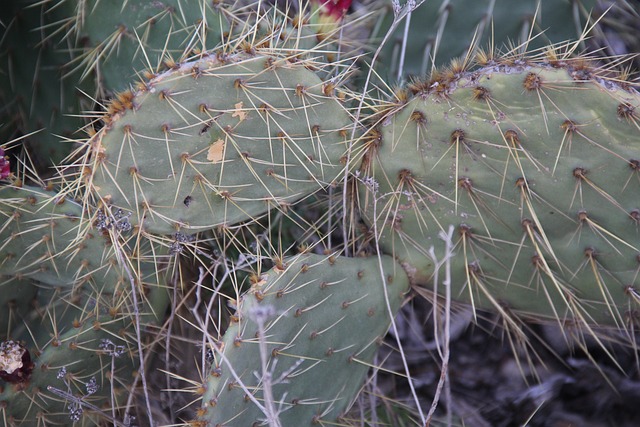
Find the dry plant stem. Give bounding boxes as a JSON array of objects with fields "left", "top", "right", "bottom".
[
  {"left": 396, "top": 1, "right": 414, "bottom": 81},
  {"left": 193, "top": 261, "right": 276, "bottom": 421},
  {"left": 426, "top": 226, "right": 454, "bottom": 426},
  {"left": 191, "top": 263, "right": 223, "bottom": 372},
  {"left": 115, "top": 245, "right": 155, "bottom": 426},
  {"left": 165, "top": 268, "right": 181, "bottom": 422},
  {"left": 328, "top": 186, "right": 334, "bottom": 249},
  {"left": 110, "top": 353, "right": 117, "bottom": 427},
  {"left": 368, "top": 354, "right": 381, "bottom": 426},
  {"left": 252, "top": 306, "right": 283, "bottom": 427},
  {"left": 371, "top": 189, "right": 426, "bottom": 424},
  {"left": 189, "top": 266, "right": 215, "bottom": 370},
  {"left": 208, "top": 338, "right": 268, "bottom": 415},
  {"left": 194, "top": 255, "right": 257, "bottom": 373}
]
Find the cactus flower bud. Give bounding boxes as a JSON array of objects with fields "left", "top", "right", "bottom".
[{"left": 310, "top": 0, "right": 352, "bottom": 34}]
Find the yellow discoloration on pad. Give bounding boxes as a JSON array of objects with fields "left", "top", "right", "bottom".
[
  {"left": 207, "top": 139, "right": 225, "bottom": 162},
  {"left": 232, "top": 102, "right": 247, "bottom": 122}
]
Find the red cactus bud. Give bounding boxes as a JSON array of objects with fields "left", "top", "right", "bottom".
[
  {"left": 310, "top": 0, "right": 352, "bottom": 34},
  {"left": 315, "top": 0, "right": 352, "bottom": 20}
]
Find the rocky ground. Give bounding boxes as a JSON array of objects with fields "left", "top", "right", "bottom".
[{"left": 374, "top": 296, "right": 640, "bottom": 427}]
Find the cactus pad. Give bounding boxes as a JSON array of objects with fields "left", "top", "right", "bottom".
[
  {"left": 0, "top": 1, "right": 91, "bottom": 171},
  {"left": 0, "top": 238, "right": 170, "bottom": 425},
  {"left": 198, "top": 253, "right": 409, "bottom": 426},
  {"left": 374, "top": 0, "right": 597, "bottom": 80},
  {"left": 82, "top": 53, "right": 357, "bottom": 235},
  {"left": 0, "top": 185, "right": 126, "bottom": 288},
  {"left": 72, "top": 0, "right": 230, "bottom": 94},
  {"left": 360, "top": 58, "right": 640, "bottom": 327}
]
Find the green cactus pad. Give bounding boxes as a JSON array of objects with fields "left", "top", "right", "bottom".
[
  {"left": 83, "top": 53, "right": 358, "bottom": 235},
  {"left": 0, "top": 326, "right": 166, "bottom": 426},
  {"left": 0, "top": 185, "right": 127, "bottom": 288},
  {"left": 198, "top": 253, "right": 409, "bottom": 426},
  {"left": 0, "top": 277, "right": 37, "bottom": 340},
  {"left": 71, "top": 0, "right": 230, "bottom": 94},
  {"left": 360, "top": 59, "right": 640, "bottom": 326},
  {"left": 1, "top": 313, "right": 139, "bottom": 425}
]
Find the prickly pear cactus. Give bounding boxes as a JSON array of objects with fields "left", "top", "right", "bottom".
[
  {"left": 0, "top": 241, "right": 170, "bottom": 425},
  {"left": 0, "top": 180, "right": 173, "bottom": 424},
  {"left": 0, "top": 319, "right": 133, "bottom": 425},
  {"left": 0, "top": 185, "right": 125, "bottom": 288},
  {"left": 198, "top": 253, "right": 409, "bottom": 426},
  {"left": 71, "top": 0, "right": 231, "bottom": 94},
  {"left": 80, "top": 52, "right": 359, "bottom": 235},
  {"left": 359, "top": 56, "right": 640, "bottom": 326},
  {"left": 373, "top": 0, "right": 597, "bottom": 80}
]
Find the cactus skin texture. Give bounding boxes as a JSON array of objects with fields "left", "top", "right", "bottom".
[
  {"left": 374, "top": 0, "right": 597, "bottom": 80},
  {"left": 70, "top": 0, "right": 230, "bottom": 94},
  {"left": 360, "top": 57, "right": 640, "bottom": 327},
  {"left": 83, "top": 52, "right": 356, "bottom": 235},
  {"left": 0, "top": 185, "right": 125, "bottom": 288},
  {"left": 0, "top": 277, "right": 37, "bottom": 339},
  {"left": 198, "top": 253, "right": 408, "bottom": 426}
]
